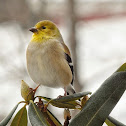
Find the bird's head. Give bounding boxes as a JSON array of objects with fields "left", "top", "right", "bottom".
[{"left": 29, "top": 20, "right": 62, "bottom": 43}]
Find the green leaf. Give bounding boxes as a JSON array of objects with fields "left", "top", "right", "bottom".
[
  {"left": 50, "top": 100, "right": 78, "bottom": 109},
  {"left": 10, "top": 105, "right": 27, "bottom": 126},
  {"left": 28, "top": 100, "right": 48, "bottom": 126},
  {"left": 69, "top": 72, "right": 126, "bottom": 126},
  {"left": 28, "top": 100, "right": 62, "bottom": 126},
  {"left": 51, "top": 92, "right": 91, "bottom": 109},
  {"left": 46, "top": 110, "right": 62, "bottom": 126},
  {"left": 52, "top": 92, "right": 91, "bottom": 102},
  {"left": 38, "top": 96, "right": 52, "bottom": 102},
  {"left": 39, "top": 97, "right": 78, "bottom": 109},
  {"left": 0, "top": 103, "right": 19, "bottom": 126},
  {"left": 39, "top": 92, "right": 91, "bottom": 109},
  {"left": 115, "top": 63, "right": 126, "bottom": 72},
  {"left": 105, "top": 116, "right": 125, "bottom": 126}
]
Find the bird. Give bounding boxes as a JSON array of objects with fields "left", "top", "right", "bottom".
[{"left": 26, "top": 20, "right": 75, "bottom": 96}]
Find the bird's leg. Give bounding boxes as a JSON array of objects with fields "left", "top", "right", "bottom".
[
  {"left": 56, "top": 87, "right": 67, "bottom": 99},
  {"left": 57, "top": 87, "right": 67, "bottom": 99},
  {"left": 64, "top": 87, "right": 67, "bottom": 96}
]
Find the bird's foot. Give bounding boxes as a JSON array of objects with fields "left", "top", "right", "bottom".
[
  {"left": 57, "top": 95, "right": 64, "bottom": 99},
  {"left": 57, "top": 90, "right": 67, "bottom": 99}
]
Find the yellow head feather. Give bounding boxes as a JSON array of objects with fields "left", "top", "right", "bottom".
[{"left": 30, "top": 20, "right": 62, "bottom": 43}]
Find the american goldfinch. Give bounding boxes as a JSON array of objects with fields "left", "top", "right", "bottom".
[{"left": 26, "top": 20, "right": 75, "bottom": 95}]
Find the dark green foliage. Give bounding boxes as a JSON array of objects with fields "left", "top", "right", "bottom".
[{"left": 69, "top": 72, "right": 126, "bottom": 126}]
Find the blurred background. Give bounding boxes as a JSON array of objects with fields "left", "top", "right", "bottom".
[{"left": 0, "top": 0, "right": 126, "bottom": 125}]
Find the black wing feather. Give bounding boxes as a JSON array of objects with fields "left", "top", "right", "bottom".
[{"left": 65, "top": 53, "right": 74, "bottom": 85}]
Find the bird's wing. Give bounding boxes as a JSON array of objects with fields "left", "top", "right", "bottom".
[{"left": 61, "top": 43, "right": 74, "bottom": 85}]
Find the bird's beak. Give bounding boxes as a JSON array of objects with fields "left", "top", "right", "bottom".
[{"left": 29, "top": 27, "right": 38, "bottom": 33}]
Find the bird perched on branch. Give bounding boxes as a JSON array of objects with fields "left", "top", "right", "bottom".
[{"left": 26, "top": 20, "right": 75, "bottom": 95}]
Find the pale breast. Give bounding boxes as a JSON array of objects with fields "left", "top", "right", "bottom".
[{"left": 26, "top": 41, "right": 72, "bottom": 88}]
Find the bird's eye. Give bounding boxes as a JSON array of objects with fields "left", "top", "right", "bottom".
[{"left": 42, "top": 26, "right": 46, "bottom": 29}]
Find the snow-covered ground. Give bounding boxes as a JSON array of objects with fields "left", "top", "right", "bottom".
[{"left": 0, "top": 17, "right": 126, "bottom": 125}]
